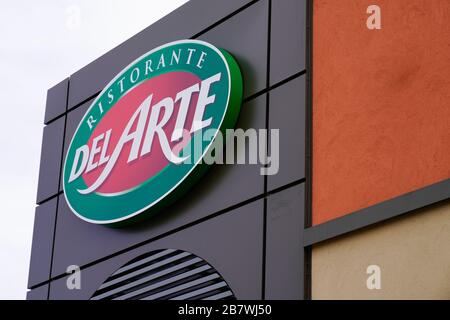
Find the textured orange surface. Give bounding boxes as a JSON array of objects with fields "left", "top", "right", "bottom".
[{"left": 313, "top": 0, "right": 450, "bottom": 225}]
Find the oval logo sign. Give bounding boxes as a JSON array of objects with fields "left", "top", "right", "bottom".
[{"left": 63, "top": 40, "right": 243, "bottom": 226}]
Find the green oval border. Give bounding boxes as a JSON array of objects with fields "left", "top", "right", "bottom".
[{"left": 63, "top": 39, "right": 243, "bottom": 226}]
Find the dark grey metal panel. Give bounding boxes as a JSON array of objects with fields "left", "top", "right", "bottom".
[
  {"left": 268, "top": 75, "right": 306, "bottom": 191},
  {"left": 67, "top": 0, "right": 258, "bottom": 109},
  {"left": 36, "top": 117, "right": 65, "bottom": 203},
  {"left": 89, "top": 249, "right": 234, "bottom": 300},
  {"left": 59, "top": 98, "right": 93, "bottom": 192},
  {"left": 59, "top": 1, "right": 267, "bottom": 190},
  {"left": 28, "top": 199, "right": 57, "bottom": 288},
  {"left": 270, "top": 0, "right": 306, "bottom": 85},
  {"left": 51, "top": 96, "right": 266, "bottom": 277},
  {"left": 26, "top": 284, "right": 48, "bottom": 300},
  {"left": 49, "top": 200, "right": 264, "bottom": 300},
  {"left": 44, "top": 78, "right": 68, "bottom": 124},
  {"left": 265, "top": 183, "right": 304, "bottom": 299},
  {"left": 197, "top": 0, "right": 268, "bottom": 98},
  {"left": 304, "top": 178, "right": 450, "bottom": 246}
]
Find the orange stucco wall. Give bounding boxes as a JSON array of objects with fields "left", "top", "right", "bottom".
[{"left": 313, "top": 0, "right": 450, "bottom": 225}]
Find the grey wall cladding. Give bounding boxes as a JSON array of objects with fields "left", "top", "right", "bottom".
[
  {"left": 44, "top": 78, "right": 68, "bottom": 124},
  {"left": 265, "top": 184, "right": 305, "bottom": 299},
  {"left": 49, "top": 201, "right": 263, "bottom": 300},
  {"left": 67, "top": 0, "right": 258, "bottom": 109},
  {"left": 268, "top": 75, "right": 306, "bottom": 191},
  {"left": 51, "top": 96, "right": 266, "bottom": 277},
  {"left": 27, "top": 198, "right": 57, "bottom": 288},
  {"left": 29, "top": 0, "right": 308, "bottom": 300},
  {"left": 36, "top": 117, "right": 65, "bottom": 203},
  {"left": 270, "top": 0, "right": 306, "bottom": 85},
  {"left": 59, "top": 98, "right": 94, "bottom": 192},
  {"left": 197, "top": 0, "right": 268, "bottom": 98},
  {"left": 90, "top": 249, "right": 236, "bottom": 300},
  {"left": 26, "top": 284, "right": 48, "bottom": 300}
]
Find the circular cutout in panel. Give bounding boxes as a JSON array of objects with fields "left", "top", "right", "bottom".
[{"left": 90, "top": 249, "right": 235, "bottom": 300}]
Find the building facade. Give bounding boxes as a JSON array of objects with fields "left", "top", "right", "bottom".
[{"left": 27, "top": 0, "right": 450, "bottom": 300}]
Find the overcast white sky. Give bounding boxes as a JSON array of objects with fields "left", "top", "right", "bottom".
[{"left": 0, "top": 0, "right": 187, "bottom": 300}]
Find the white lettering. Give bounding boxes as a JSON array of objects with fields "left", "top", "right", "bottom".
[
  {"left": 145, "top": 59, "right": 154, "bottom": 75},
  {"left": 191, "top": 73, "right": 221, "bottom": 133},
  {"left": 157, "top": 54, "right": 166, "bottom": 70},
  {"left": 186, "top": 48, "right": 196, "bottom": 65},
  {"left": 77, "top": 95, "right": 153, "bottom": 194},
  {"left": 197, "top": 51, "right": 207, "bottom": 69},
  {"left": 140, "top": 97, "right": 188, "bottom": 164},
  {"left": 130, "top": 67, "right": 140, "bottom": 83},
  {"left": 86, "top": 133, "right": 104, "bottom": 173},
  {"left": 171, "top": 83, "right": 200, "bottom": 142},
  {"left": 170, "top": 49, "right": 181, "bottom": 65},
  {"left": 86, "top": 115, "right": 96, "bottom": 130},
  {"left": 69, "top": 145, "right": 89, "bottom": 182}
]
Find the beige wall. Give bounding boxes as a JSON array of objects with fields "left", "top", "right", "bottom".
[{"left": 312, "top": 200, "right": 450, "bottom": 300}]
